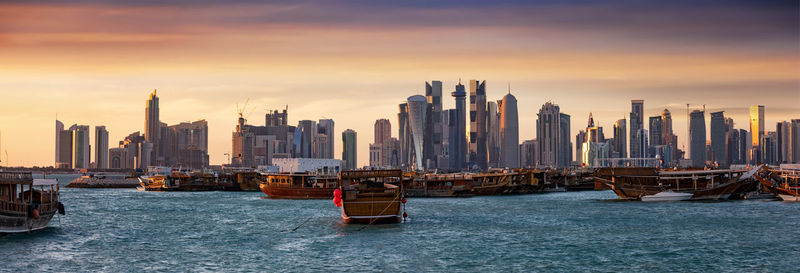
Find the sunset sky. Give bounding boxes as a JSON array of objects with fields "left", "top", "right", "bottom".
[{"left": 0, "top": 0, "right": 798, "bottom": 167}]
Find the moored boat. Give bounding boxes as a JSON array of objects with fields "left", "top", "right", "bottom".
[
  {"left": 753, "top": 166, "right": 800, "bottom": 202},
  {"left": 259, "top": 173, "right": 337, "bottom": 199},
  {"left": 338, "top": 170, "right": 405, "bottom": 224},
  {"left": 405, "top": 173, "right": 473, "bottom": 197},
  {"left": 594, "top": 167, "right": 753, "bottom": 201},
  {"left": 1, "top": 172, "right": 65, "bottom": 233}
]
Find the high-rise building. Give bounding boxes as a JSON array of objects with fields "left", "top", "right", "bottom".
[
  {"left": 791, "top": 119, "right": 800, "bottom": 163},
  {"left": 295, "top": 120, "right": 316, "bottom": 158},
  {"left": 55, "top": 120, "right": 64, "bottom": 167},
  {"left": 520, "top": 139, "right": 538, "bottom": 168},
  {"left": 450, "top": 82, "right": 467, "bottom": 171},
  {"left": 374, "top": 119, "right": 391, "bottom": 145},
  {"left": 726, "top": 118, "right": 740, "bottom": 165},
  {"left": 536, "top": 102, "right": 563, "bottom": 167},
  {"left": 649, "top": 116, "right": 663, "bottom": 147},
  {"left": 265, "top": 106, "right": 288, "bottom": 127},
  {"left": 689, "top": 110, "right": 706, "bottom": 167},
  {"left": 499, "top": 93, "right": 519, "bottom": 168},
  {"left": 424, "top": 81, "right": 443, "bottom": 169},
  {"left": 777, "top": 121, "right": 790, "bottom": 164},
  {"left": 661, "top": 109, "right": 678, "bottom": 165},
  {"left": 468, "top": 80, "right": 488, "bottom": 170},
  {"left": 145, "top": 90, "right": 160, "bottom": 162},
  {"left": 72, "top": 125, "right": 90, "bottom": 169},
  {"left": 398, "top": 103, "right": 411, "bottom": 169},
  {"left": 575, "top": 130, "right": 586, "bottom": 161},
  {"left": 559, "top": 113, "right": 572, "bottom": 167},
  {"left": 342, "top": 129, "right": 357, "bottom": 170},
  {"left": 749, "top": 105, "right": 765, "bottom": 163},
  {"left": 487, "top": 101, "right": 500, "bottom": 168},
  {"left": 613, "top": 119, "right": 627, "bottom": 158},
  {"left": 95, "top": 126, "right": 109, "bottom": 169},
  {"left": 629, "top": 100, "right": 644, "bottom": 158},
  {"left": 709, "top": 111, "right": 727, "bottom": 167},
  {"left": 315, "top": 119, "right": 334, "bottom": 159},
  {"left": 407, "top": 95, "right": 427, "bottom": 171},
  {"left": 761, "top": 132, "right": 778, "bottom": 165}
]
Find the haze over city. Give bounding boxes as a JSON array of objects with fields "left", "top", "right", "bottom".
[{"left": 0, "top": 0, "right": 797, "bottom": 167}]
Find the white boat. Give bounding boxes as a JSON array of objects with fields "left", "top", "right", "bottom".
[
  {"left": 777, "top": 194, "right": 800, "bottom": 202},
  {"left": 641, "top": 191, "right": 693, "bottom": 202}
]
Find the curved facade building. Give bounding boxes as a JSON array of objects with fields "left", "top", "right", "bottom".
[
  {"left": 500, "top": 93, "right": 519, "bottom": 168},
  {"left": 407, "top": 95, "right": 428, "bottom": 171}
]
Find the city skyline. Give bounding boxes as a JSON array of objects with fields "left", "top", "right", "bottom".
[{"left": 0, "top": 1, "right": 798, "bottom": 167}]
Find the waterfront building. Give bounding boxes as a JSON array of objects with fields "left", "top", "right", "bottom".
[
  {"left": 71, "top": 125, "right": 90, "bottom": 169},
  {"left": 649, "top": 116, "right": 663, "bottom": 147},
  {"left": 95, "top": 126, "right": 109, "bottom": 169},
  {"left": 499, "top": 92, "right": 519, "bottom": 168},
  {"left": 273, "top": 158, "right": 342, "bottom": 175},
  {"left": 374, "top": 119, "right": 391, "bottom": 145},
  {"left": 520, "top": 139, "right": 539, "bottom": 168},
  {"left": 407, "top": 95, "right": 427, "bottom": 171},
  {"left": 487, "top": 101, "right": 500, "bottom": 168},
  {"left": 738, "top": 128, "right": 749, "bottom": 164},
  {"left": 109, "top": 147, "right": 130, "bottom": 169},
  {"left": 560, "top": 113, "right": 572, "bottom": 167},
  {"left": 636, "top": 129, "right": 649, "bottom": 159},
  {"left": 468, "top": 80, "right": 488, "bottom": 170},
  {"left": 315, "top": 119, "right": 335, "bottom": 159},
  {"left": 777, "top": 121, "right": 790, "bottom": 163},
  {"left": 369, "top": 143, "right": 382, "bottom": 167},
  {"left": 629, "top": 100, "right": 644, "bottom": 158},
  {"left": 792, "top": 119, "right": 800, "bottom": 163},
  {"left": 138, "top": 141, "right": 152, "bottom": 169},
  {"left": 424, "top": 81, "right": 443, "bottom": 169},
  {"left": 709, "top": 111, "right": 728, "bottom": 167},
  {"left": 537, "top": 102, "right": 570, "bottom": 168},
  {"left": 661, "top": 109, "right": 679, "bottom": 164},
  {"left": 450, "top": 82, "right": 467, "bottom": 171},
  {"left": 749, "top": 105, "right": 765, "bottom": 163},
  {"left": 689, "top": 110, "right": 706, "bottom": 167},
  {"left": 233, "top": 107, "right": 295, "bottom": 168},
  {"left": 55, "top": 120, "right": 64, "bottom": 167},
  {"left": 295, "top": 120, "right": 316, "bottom": 158},
  {"left": 575, "top": 130, "right": 586, "bottom": 162},
  {"left": 582, "top": 141, "right": 611, "bottom": 167},
  {"left": 727, "top": 119, "right": 741, "bottom": 165},
  {"left": 613, "top": 119, "right": 627, "bottom": 158},
  {"left": 145, "top": 90, "right": 160, "bottom": 163},
  {"left": 761, "top": 132, "right": 778, "bottom": 165},
  {"left": 398, "top": 103, "right": 411, "bottom": 169}
]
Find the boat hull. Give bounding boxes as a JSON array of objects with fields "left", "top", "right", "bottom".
[
  {"left": 259, "top": 184, "right": 335, "bottom": 199},
  {"left": 641, "top": 192, "right": 693, "bottom": 202},
  {"left": 0, "top": 208, "right": 57, "bottom": 233},
  {"left": 778, "top": 194, "right": 800, "bottom": 202}
]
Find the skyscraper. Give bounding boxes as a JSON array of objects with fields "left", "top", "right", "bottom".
[
  {"left": 374, "top": 119, "right": 391, "bottom": 145},
  {"left": 777, "top": 121, "right": 790, "bottom": 163},
  {"left": 749, "top": 105, "right": 764, "bottom": 163},
  {"left": 499, "top": 92, "right": 519, "bottom": 168},
  {"left": 398, "top": 103, "right": 411, "bottom": 169},
  {"left": 613, "top": 118, "right": 627, "bottom": 158},
  {"left": 468, "top": 79, "right": 487, "bottom": 170},
  {"left": 689, "top": 110, "right": 706, "bottom": 167},
  {"left": 342, "top": 129, "right": 357, "bottom": 170},
  {"left": 519, "top": 139, "right": 538, "bottom": 168},
  {"left": 145, "top": 90, "right": 160, "bottom": 162},
  {"left": 661, "top": 109, "right": 678, "bottom": 165},
  {"left": 316, "top": 119, "right": 334, "bottom": 159},
  {"left": 630, "top": 100, "right": 644, "bottom": 158},
  {"left": 559, "top": 113, "right": 572, "bottom": 167},
  {"left": 575, "top": 130, "right": 586, "bottom": 161},
  {"left": 72, "top": 125, "right": 90, "bottom": 169},
  {"left": 487, "top": 101, "right": 500, "bottom": 168},
  {"left": 709, "top": 111, "right": 727, "bottom": 167},
  {"left": 95, "top": 126, "right": 109, "bottom": 169},
  {"left": 296, "top": 120, "right": 316, "bottom": 158},
  {"left": 649, "top": 116, "right": 663, "bottom": 147},
  {"left": 450, "top": 82, "right": 467, "bottom": 171},
  {"left": 407, "top": 95, "right": 427, "bottom": 171},
  {"left": 424, "top": 81, "right": 443, "bottom": 169},
  {"left": 791, "top": 119, "right": 800, "bottom": 163},
  {"left": 537, "top": 102, "right": 562, "bottom": 168},
  {"left": 55, "top": 119, "right": 64, "bottom": 167}
]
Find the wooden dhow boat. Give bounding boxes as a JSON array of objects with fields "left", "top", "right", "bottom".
[
  {"left": 594, "top": 167, "right": 755, "bottom": 201},
  {"left": 138, "top": 172, "right": 219, "bottom": 191},
  {"left": 1, "top": 172, "right": 65, "bottom": 233},
  {"left": 336, "top": 170, "right": 405, "bottom": 224},
  {"left": 404, "top": 173, "right": 473, "bottom": 197},
  {"left": 753, "top": 166, "right": 800, "bottom": 202},
  {"left": 259, "top": 173, "right": 337, "bottom": 199}
]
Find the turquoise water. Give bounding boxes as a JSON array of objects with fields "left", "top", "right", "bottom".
[{"left": 2, "top": 174, "right": 799, "bottom": 272}]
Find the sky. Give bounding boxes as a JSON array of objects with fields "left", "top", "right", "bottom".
[{"left": 0, "top": 0, "right": 798, "bottom": 167}]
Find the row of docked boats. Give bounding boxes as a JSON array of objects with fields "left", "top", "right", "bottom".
[{"left": 593, "top": 165, "right": 800, "bottom": 202}]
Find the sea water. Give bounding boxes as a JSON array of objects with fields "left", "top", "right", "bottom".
[{"left": 2, "top": 174, "right": 798, "bottom": 272}]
